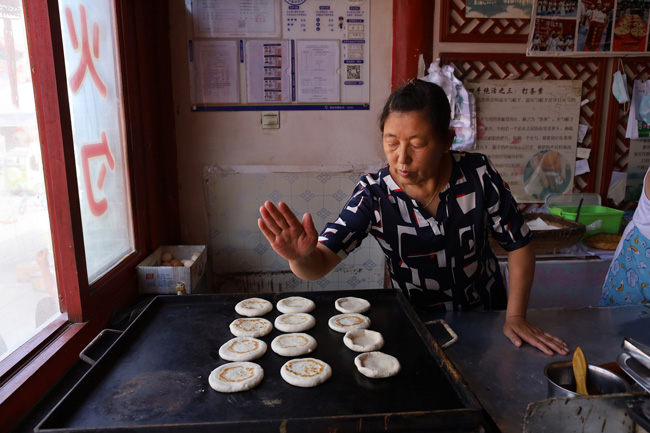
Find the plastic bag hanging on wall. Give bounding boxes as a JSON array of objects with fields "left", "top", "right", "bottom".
[
  {"left": 419, "top": 59, "right": 476, "bottom": 151},
  {"left": 627, "top": 80, "right": 650, "bottom": 140}
]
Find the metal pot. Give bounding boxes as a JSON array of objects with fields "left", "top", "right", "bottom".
[{"left": 544, "top": 361, "right": 631, "bottom": 398}]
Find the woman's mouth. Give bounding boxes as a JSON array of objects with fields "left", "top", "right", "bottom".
[{"left": 398, "top": 170, "right": 411, "bottom": 178}]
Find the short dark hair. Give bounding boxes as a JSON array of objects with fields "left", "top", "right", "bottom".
[{"left": 379, "top": 79, "right": 453, "bottom": 145}]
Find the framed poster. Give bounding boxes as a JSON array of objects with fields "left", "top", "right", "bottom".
[
  {"left": 528, "top": 0, "right": 650, "bottom": 56},
  {"left": 440, "top": 0, "right": 532, "bottom": 43}
]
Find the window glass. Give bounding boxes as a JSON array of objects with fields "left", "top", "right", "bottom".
[
  {"left": 57, "top": 0, "right": 134, "bottom": 283},
  {"left": 0, "top": 1, "right": 61, "bottom": 362}
]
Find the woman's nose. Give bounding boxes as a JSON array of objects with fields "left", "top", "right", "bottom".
[{"left": 397, "top": 144, "right": 410, "bottom": 164}]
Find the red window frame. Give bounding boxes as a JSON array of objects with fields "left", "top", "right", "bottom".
[{"left": 0, "top": 0, "right": 179, "bottom": 429}]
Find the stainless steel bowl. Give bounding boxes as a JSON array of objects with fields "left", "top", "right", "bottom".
[{"left": 544, "top": 361, "right": 631, "bottom": 398}]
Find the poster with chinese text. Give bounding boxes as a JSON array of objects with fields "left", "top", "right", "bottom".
[{"left": 467, "top": 79, "right": 583, "bottom": 203}]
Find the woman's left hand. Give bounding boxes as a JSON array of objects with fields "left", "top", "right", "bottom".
[{"left": 503, "top": 315, "right": 570, "bottom": 356}]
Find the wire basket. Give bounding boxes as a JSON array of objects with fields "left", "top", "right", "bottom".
[{"left": 489, "top": 213, "right": 586, "bottom": 255}]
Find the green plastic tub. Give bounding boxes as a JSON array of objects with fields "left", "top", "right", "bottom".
[{"left": 548, "top": 205, "right": 624, "bottom": 235}]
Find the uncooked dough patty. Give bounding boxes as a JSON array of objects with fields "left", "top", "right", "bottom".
[
  {"left": 354, "top": 351, "right": 401, "bottom": 378},
  {"left": 335, "top": 296, "right": 371, "bottom": 314},
  {"left": 209, "top": 362, "right": 264, "bottom": 392},
  {"left": 343, "top": 329, "right": 384, "bottom": 352},
  {"left": 280, "top": 358, "right": 332, "bottom": 387}
]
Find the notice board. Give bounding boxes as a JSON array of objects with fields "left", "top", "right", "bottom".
[
  {"left": 467, "top": 79, "right": 583, "bottom": 203},
  {"left": 188, "top": 0, "right": 370, "bottom": 111}
]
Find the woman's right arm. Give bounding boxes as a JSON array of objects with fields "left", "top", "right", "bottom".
[{"left": 258, "top": 201, "right": 341, "bottom": 281}]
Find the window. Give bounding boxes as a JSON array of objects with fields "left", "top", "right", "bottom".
[
  {"left": 56, "top": 0, "right": 135, "bottom": 283},
  {"left": 0, "top": 0, "right": 178, "bottom": 429},
  {"left": 0, "top": 0, "right": 61, "bottom": 363}
]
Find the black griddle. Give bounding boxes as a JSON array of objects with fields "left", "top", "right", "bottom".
[{"left": 35, "top": 289, "right": 492, "bottom": 432}]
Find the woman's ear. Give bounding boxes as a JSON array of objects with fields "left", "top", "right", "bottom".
[{"left": 444, "top": 129, "right": 455, "bottom": 152}]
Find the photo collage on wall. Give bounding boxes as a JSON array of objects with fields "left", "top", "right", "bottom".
[{"left": 527, "top": 0, "right": 650, "bottom": 55}]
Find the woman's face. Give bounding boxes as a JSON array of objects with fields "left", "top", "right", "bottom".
[{"left": 383, "top": 110, "right": 450, "bottom": 188}]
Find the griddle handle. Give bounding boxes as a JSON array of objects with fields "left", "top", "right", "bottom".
[
  {"left": 79, "top": 329, "right": 123, "bottom": 366},
  {"left": 424, "top": 319, "right": 458, "bottom": 349}
]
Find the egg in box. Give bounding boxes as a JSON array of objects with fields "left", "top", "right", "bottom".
[{"left": 136, "top": 245, "right": 207, "bottom": 294}]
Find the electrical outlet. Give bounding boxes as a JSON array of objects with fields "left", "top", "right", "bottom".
[{"left": 262, "top": 111, "right": 280, "bottom": 129}]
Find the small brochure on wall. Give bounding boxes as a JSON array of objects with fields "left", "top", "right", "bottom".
[
  {"left": 192, "top": 0, "right": 280, "bottom": 38},
  {"left": 527, "top": 0, "right": 650, "bottom": 56},
  {"left": 296, "top": 40, "right": 340, "bottom": 103},
  {"left": 245, "top": 40, "right": 292, "bottom": 103},
  {"left": 192, "top": 40, "right": 240, "bottom": 104}
]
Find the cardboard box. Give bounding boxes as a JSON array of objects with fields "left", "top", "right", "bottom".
[{"left": 136, "top": 245, "right": 207, "bottom": 294}]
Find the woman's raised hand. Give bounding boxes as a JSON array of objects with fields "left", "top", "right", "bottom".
[{"left": 258, "top": 201, "right": 319, "bottom": 262}]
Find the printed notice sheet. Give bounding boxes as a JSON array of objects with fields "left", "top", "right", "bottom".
[
  {"left": 627, "top": 139, "right": 650, "bottom": 201},
  {"left": 296, "top": 40, "right": 340, "bottom": 103},
  {"left": 466, "top": 79, "right": 582, "bottom": 203},
  {"left": 192, "top": 40, "right": 239, "bottom": 104},
  {"left": 245, "top": 40, "right": 291, "bottom": 103},
  {"left": 192, "top": 0, "right": 280, "bottom": 38}
]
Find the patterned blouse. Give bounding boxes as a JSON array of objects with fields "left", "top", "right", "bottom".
[{"left": 319, "top": 151, "right": 531, "bottom": 311}]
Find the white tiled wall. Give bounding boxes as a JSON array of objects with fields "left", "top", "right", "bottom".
[{"left": 205, "top": 167, "right": 386, "bottom": 293}]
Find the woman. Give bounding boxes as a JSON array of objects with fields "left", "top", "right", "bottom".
[{"left": 259, "top": 79, "right": 569, "bottom": 356}]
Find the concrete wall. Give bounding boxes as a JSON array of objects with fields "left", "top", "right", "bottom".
[{"left": 168, "top": 0, "right": 394, "bottom": 291}]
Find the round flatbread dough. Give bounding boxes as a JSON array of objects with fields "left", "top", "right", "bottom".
[
  {"left": 209, "top": 362, "right": 264, "bottom": 393},
  {"left": 335, "top": 297, "right": 371, "bottom": 314},
  {"left": 229, "top": 317, "right": 273, "bottom": 338},
  {"left": 219, "top": 337, "right": 267, "bottom": 361},
  {"left": 271, "top": 333, "right": 317, "bottom": 357},
  {"left": 354, "top": 351, "right": 401, "bottom": 378},
  {"left": 343, "top": 329, "right": 384, "bottom": 352},
  {"left": 280, "top": 358, "right": 332, "bottom": 387},
  {"left": 276, "top": 296, "right": 315, "bottom": 314},
  {"left": 274, "top": 313, "right": 316, "bottom": 333},
  {"left": 235, "top": 298, "right": 273, "bottom": 317},
  {"left": 328, "top": 313, "right": 371, "bottom": 333}
]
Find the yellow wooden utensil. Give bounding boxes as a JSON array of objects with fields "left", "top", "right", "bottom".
[{"left": 572, "top": 347, "right": 588, "bottom": 395}]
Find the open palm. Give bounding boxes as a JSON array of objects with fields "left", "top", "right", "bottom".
[{"left": 258, "top": 201, "right": 318, "bottom": 261}]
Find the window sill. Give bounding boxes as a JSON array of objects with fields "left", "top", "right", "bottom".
[{"left": 0, "top": 313, "right": 108, "bottom": 431}]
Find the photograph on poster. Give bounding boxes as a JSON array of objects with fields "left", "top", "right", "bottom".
[
  {"left": 465, "top": 0, "right": 536, "bottom": 18},
  {"left": 530, "top": 18, "right": 577, "bottom": 51},
  {"left": 611, "top": 0, "right": 650, "bottom": 52},
  {"left": 576, "top": 0, "right": 615, "bottom": 51},
  {"left": 536, "top": 0, "right": 579, "bottom": 17},
  {"left": 523, "top": 150, "right": 574, "bottom": 200}
]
